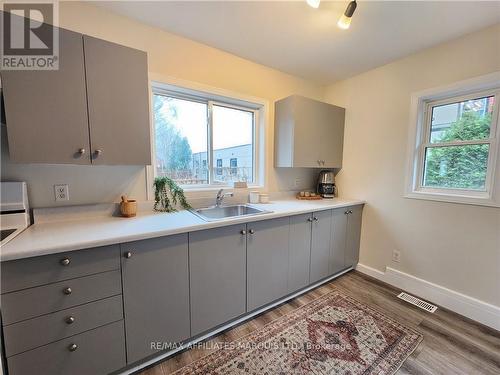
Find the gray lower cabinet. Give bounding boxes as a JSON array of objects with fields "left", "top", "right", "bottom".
[
  {"left": 309, "top": 210, "right": 333, "bottom": 283},
  {"left": 345, "top": 205, "right": 363, "bottom": 267},
  {"left": 7, "top": 321, "right": 126, "bottom": 375},
  {"left": 189, "top": 224, "right": 247, "bottom": 336},
  {"left": 288, "top": 213, "right": 312, "bottom": 292},
  {"left": 247, "top": 217, "right": 290, "bottom": 311},
  {"left": 121, "top": 234, "right": 190, "bottom": 364},
  {"left": 330, "top": 208, "right": 348, "bottom": 274}
]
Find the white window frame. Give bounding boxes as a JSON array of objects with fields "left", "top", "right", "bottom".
[
  {"left": 149, "top": 81, "right": 266, "bottom": 192},
  {"left": 405, "top": 72, "right": 500, "bottom": 207}
]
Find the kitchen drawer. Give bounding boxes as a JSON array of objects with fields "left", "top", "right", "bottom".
[
  {"left": 3, "top": 295, "right": 123, "bottom": 357},
  {"left": 1, "top": 270, "right": 122, "bottom": 325},
  {"left": 7, "top": 320, "right": 126, "bottom": 375},
  {"left": 1, "top": 245, "right": 120, "bottom": 294}
]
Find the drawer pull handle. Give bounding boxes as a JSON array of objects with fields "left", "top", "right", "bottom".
[
  {"left": 60, "top": 258, "right": 70, "bottom": 266},
  {"left": 248, "top": 229, "right": 255, "bottom": 234},
  {"left": 63, "top": 287, "right": 72, "bottom": 295},
  {"left": 65, "top": 316, "right": 75, "bottom": 324},
  {"left": 240, "top": 230, "right": 246, "bottom": 235},
  {"left": 124, "top": 251, "right": 132, "bottom": 259},
  {"left": 68, "top": 343, "right": 78, "bottom": 352}
]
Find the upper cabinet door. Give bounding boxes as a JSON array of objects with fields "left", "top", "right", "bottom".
[
  {"left": 274, "top": 95, "right": 345, "bottom": 168},
  {"left": 320, "top": 104, "right": 345, "bottom": 168},
  {"left": 1, "top": 27, "right": 90, "bottom": 164},
  {"left": 83, "top": 36, "right": 151, "bottom": 165}
]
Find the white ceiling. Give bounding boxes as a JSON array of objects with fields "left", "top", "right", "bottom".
[{"left": 96, "top": 1, "right": 500, "bottom": 84}]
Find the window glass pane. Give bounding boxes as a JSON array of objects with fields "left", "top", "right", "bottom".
[
  {"left": 154, "top": 95, "right": 208, "bottom": 184},
  {"left": 212, "top": 105, "right": 254, "bottom": 184},
  {"left": 423, "top": 144, "right": 490, "bottom": 190},
  {"left": 430, "top": 96, "right": 494, "bottom": 143}
]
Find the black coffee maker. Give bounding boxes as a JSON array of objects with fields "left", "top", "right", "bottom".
[{"left": 317, "top": 170, "right": 337, "bottom": 198}]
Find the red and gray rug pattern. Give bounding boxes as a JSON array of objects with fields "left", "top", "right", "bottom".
[{"left": 174, "top": 291, "right": 423, "bottom": 374}]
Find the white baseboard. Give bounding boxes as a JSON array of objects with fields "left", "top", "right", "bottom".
[{"left": 356, "top": 263, "right": 500, "bottom": 332}]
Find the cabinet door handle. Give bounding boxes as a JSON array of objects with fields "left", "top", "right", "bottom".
[
  {"left": 93, "top": 149, "right": 103, "bottom": 159},
  {"left": 68, "top": 343, "right": 78, "bottom": 352},
  {"left": 77, "top": 148, "right": 85, "bottom": 157},
  {"left": 124, "top": 251, "right": 132, "bottom": 258},
  {"left": 344, "top": 210, "right": 349, "bottom": 215},
  {"left": 313, "top": 217, "right": 319, "bottom": 222},
  {"left": 240, "top": 230, "right": 247, "bottom": 235},
  {"left": 65, "top": 316, "right": 75, "bottom": 324},
  {"left": 63, "top": 287, "right": 72, "bottom": 295},
  {"left": 248, "top": 229, "right": 255, "bottom": 234},
  {"left": 60, "top": 258, "right": 70, "bottom": 266},
  {"left": 307, "top": 217, "right": 313, "bottom": 222},
  {"left": 349, "top": 210, "right": 353, "bottom": 214},
  {"left": 321, "top": 160, "right": 325, "bottom": 165}
]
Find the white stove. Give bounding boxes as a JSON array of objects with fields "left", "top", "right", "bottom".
[{"left": 0, "top": 182, "right": 30, "bottom": 246}]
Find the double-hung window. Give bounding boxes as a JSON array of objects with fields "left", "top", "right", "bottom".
[
  {"left": 407, "top": 78, "right": 500, "bottom": 206},
  {"left": 152, "top": 83, "right": 261, "bottom": 188}
]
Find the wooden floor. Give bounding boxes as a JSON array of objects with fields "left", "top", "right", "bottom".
[{"left": 139, "top": 271, "right": 500, "bottom": 375}]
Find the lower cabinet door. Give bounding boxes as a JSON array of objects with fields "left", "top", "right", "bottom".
[
  {"left": 330, "top": 208, "right": 348, "bottom": 274},
  {"left": 288, "top": 213, "right": 312, "bottom": 293},
  {"left": 7, "top": 321, "right": 126, "bottom": 375},
  {"left": 309, "top": 210, "right": 333, "bottom": 283},
  {"left": 247, "top": 217, "right": 290, "bottom": 311},
  {"left": 345, "top": 205, "right": 363, "bottom": 267},
  {"left": 189, "top": 224, "right": 247, "bottom": 336},
  {"left": 121, "top": 234, "right": 190, "bottom": 364}
]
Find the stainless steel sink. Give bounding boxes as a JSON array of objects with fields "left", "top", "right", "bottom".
[{"left": 190, "top": 204, "right": 271, "bottom": 222}]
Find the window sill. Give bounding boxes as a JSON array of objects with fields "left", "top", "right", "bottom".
[{"left": 404, "top": 191, "right": 499, "bottom": 208}]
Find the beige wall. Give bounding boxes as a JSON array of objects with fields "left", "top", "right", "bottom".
[
  {"left": 324, "top": 24, "right": 500, "bottom": 306},
  {"left": 1, "top": 1, "right": 324, "bottom": 207}
]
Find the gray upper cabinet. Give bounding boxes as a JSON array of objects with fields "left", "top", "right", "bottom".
[
  {"left": 275, "top": 95, "right": 345, "bottom": 168},
  {"left": 288, "top": 213, "right": 312, "bottom": 293},
  {"left": 309, "top": 210, "right": 333, "bottom": 283},
  {"left": 83, "top": 36, "right": 151, "bottom": 165},
  {"left": 121, "top": 234, "right": 190, "bottom": 364},
  {"left": 189, "top": 224, "right": 247, "bottom": 336},
  {"left": 1, "top": 26, "right": 90, "bottom": 164},
  {"left": 247, "top": 217, "right": 290, "bottom": 311},
  {"left": 345, "top": 205, "right": 363, "bottom": 267},
  {"left": 1, "top": 22, "right": 151, "bottom": 165}
]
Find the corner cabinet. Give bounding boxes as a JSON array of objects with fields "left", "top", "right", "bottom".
[
  {"left": 1, "top": 21, "right": 151, "bottom": 165},
  {"left": 120, "top": 235, "right": 190, "bottom": 364},
  {"left": 274, "top": 95, "right": 345, "bottom": 168}
]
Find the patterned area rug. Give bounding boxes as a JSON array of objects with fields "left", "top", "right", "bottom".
[{"left": 174, "top": 291, "right": 423, "bottom": 375}]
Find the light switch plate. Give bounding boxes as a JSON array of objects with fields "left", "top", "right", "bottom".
[{"left": 54, "top": 184, "right": 69, "bottom": 201}]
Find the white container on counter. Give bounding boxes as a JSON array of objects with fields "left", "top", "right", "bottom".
[
  {"left": 249, "top": 191, "right": 260, "bottom": 204},
  {"left": 259, "top": 194, "right": 270, "bottom": 204}
]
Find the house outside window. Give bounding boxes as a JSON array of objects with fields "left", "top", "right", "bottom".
[
  {"left": 406, "top": 76, "right": 500, "bottom": 207},
  {"left": 152, "top": 82, "right": 263, "bottom": 189}
]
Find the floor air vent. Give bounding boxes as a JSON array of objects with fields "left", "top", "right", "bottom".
[{"left": 397, "top": 292, "right": 437, "bottom": 313}]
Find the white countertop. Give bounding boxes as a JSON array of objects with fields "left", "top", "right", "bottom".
[{"left": 0, "top": 199, "right": 364, "bottom": 262}]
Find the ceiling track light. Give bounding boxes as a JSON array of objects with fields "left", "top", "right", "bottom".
[
  {"left": 306, "top": 0, "right": 321, "bottom": 9},
  {"left": 337, "top": 0, "right": 357, "bottom": 30}
]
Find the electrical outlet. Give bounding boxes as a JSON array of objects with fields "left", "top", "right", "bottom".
[
  {"left": 54, "top": 184, "right": 69, "bottom": 202},
  {"left": 392, "top": 249, "right": 401, "bottom": 263}
]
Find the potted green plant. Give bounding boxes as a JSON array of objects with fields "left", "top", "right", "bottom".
[{"left": 153, "top": 176, "right": 191, "bottom": 212}]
